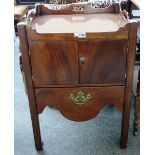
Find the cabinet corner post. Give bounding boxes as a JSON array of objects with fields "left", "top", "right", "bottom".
[
  {"left": 120, "top": 22, "right": 137, "bottom": 149},
  {"left": 17, "top": 23, "right": 43, "bottom": 151}
]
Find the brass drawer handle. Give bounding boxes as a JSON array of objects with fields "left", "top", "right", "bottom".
[
  {"left": 79, "top": 57, "right": 86, "bottom": 64},
  {"left": 69, "top": 91, "right": 92, "bottom": 105}
]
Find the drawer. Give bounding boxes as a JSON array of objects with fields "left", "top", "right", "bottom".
[{"left": 35, "top": 86, "right": 125, "bottom": 121}]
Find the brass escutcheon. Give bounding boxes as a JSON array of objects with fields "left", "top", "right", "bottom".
[{"left": 69, "top": 91, "right": 92, "bottom": 105}]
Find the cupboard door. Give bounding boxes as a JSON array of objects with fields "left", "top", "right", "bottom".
[
  {"left": 79, "top": 40, "right": 127, "bottom": 84},
  {"left": 29, "top": 41, "right": 78, "bottom": 86}
]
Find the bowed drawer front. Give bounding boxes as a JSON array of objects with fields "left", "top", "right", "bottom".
[{"left": 35, "top": 86, "right": 125, "bottom": 121}]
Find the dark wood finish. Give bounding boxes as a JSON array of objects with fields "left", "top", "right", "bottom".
[
  {"left": 29, "top": 41, "right": 78, "bottom": 86},
  {"left": 120, "top": 23, "right": 137, "bottom": 148},
  {"left": 17, "top": 23, "right": 42, "bottom": 150},
  {"left": 18, "top": 3, "right": 137, "bottom": 150},
  {"left": 79, "top": 40, "right": 127, "bottom": 84},
  {"left": 35, "top": 86, "right": 125, "bottom": 120}
]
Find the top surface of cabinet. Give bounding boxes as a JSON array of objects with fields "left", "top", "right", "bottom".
[{"left": 30, "top": 13, "right": 128, "bottom": 33}]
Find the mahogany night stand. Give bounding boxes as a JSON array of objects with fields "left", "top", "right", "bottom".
[{"left": 18, "top": 3, "right": 137, "bottom": 150}]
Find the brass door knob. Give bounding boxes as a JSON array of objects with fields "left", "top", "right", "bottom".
[{"left": 79, "top": 57, "right": 86, "bottom": 64}]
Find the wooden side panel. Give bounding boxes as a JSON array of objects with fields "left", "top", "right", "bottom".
[
  {"left": 29, "top": 41, "right": 79, "bottom": 86},
  {"left": 79, "top": 40, "right": 127, "bottom": 84},
  {"left": 35, "top": 86, "right": 125, "bottom": 121}
]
